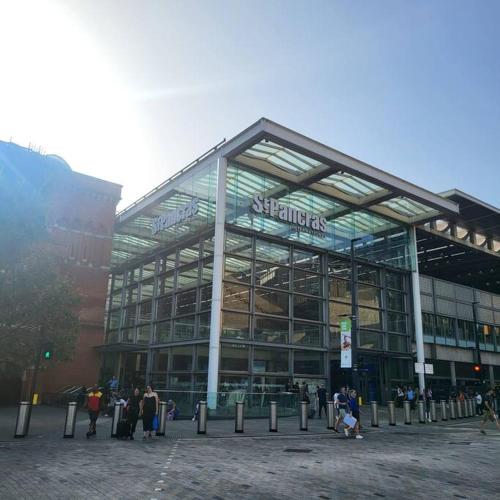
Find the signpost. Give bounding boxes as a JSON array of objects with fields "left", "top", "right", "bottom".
[{"left": 340, "top": 318, "right": 352, "bottom": 368}]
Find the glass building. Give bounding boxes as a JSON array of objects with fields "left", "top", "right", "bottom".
[{"left": 101, "top": 118, "right": 500, "bottom": 406}]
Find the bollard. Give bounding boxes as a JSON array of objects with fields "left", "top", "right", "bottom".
[
  {"left": 449, "top": 400, "right": 456, "bottom": 420},
  {"left": 157, "top": 401, "right": 167, "bottom": 437},
  {"left": 235, "top": 401, "right": 244, "bottom": 433},
  {"left": 418, "top": 400, "right": 426, "bottom": 423},
  {"left": 111, "top": 401, "right": 123, "bottom": 438},
  {"left": 468, "top": 399, "right": 474, "bottom": 417},
  {"left": 197, "top": 401, "right": 207, "bottom": 434},
  {"left": 403, "top": 401, "right": 411, "bottom": 424},
  {"left": 327, "top": 401, "right": 336, "bottom": 429},
  {"left": 14, "top": 402, "right": 31, "bottom": 438},
  {"left": 300, "top": 401, "right": 309, "bottom": 431},
  {"left": 63, "top": 401, "right": 78, "bottom": 438},
  {"left": 440, "top": 400, "right": 448, "bottom": 421},
  {"left": 387, "top": 401, "right": 396, "bottom": 426},
  {"left": 430, "top": 400, "right": 437, "bottom": 422},
  {"left": 457, "top": 399, "right": 463, "bottom": 418},
  {"left": 269, "top": 401, "right": 278, "bottom": 432},
  {"left": 370, "top": 401, "right": 379, "bottom": 427}
]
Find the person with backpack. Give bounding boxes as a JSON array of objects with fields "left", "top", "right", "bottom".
[
  {"left": 347, "top": 389, "right": 363, "bottom": 439},
  {"left": 85, "top": 385, "right": 103, "bottom": 439},
  {"left": 480, "top": 388, "right": 500, "bottom": 435},
  {"left": 334, "top": 386, "right": 349, "bottom": 433}
]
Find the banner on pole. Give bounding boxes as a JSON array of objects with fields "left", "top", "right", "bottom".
[{"left": 340, "top": 318, "right": 352, "bottom": 368}]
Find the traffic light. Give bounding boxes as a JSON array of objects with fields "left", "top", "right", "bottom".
[
  {"left": 42, "top": 343, "right": 53, "bottom": 360},
  {"left": 473, "top": 364, "right": 481, "bottom": 373}
]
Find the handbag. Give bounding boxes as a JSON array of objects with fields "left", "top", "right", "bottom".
[{"left": 153, "top": 415, "right": 159, "bottom": 431}]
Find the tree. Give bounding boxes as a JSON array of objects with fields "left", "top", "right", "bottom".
[{"left": 0, "top": 150, "right": 80, "bottom": 377}]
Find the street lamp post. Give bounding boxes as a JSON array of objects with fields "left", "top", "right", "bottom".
[{"left": 350, "top": 238, "right": 362, "bottom": 394}]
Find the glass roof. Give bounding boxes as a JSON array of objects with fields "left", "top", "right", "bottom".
[
  {"left": 378, "top": 196, "right": 436, "bottom": 218},
  {"left": 318, "top": 171, "right": 386, "bottom": 198}
]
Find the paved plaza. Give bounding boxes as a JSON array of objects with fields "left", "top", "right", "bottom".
[{"left": 0, "top": 406, "right": 499, "bottom": 499}]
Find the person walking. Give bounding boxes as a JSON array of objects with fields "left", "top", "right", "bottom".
[
  {"left": 480, "top": 388, "right": 500, "bottom": 435},
  {"left": 396, "top": 386, "right": 404, "bottom": 408},
  {"left": 425, "top": 387, "right": 433, "bottom": 422},
  {"left": 85, "top": 385, "right": 103, "bottom": 439},
  {"left": 127, "top": 388, "right": 141, "bottom": 440},
  {"left": 407, "top": 386, "right": 416, "bottom": 410},
  {"left": 475, "top": 392, "right": 483, "bottom": 416},
  {"left": 317, "top": 384, "right": 327, "bottom": 419},
  {"left": 348, "top": 389, "right": 363, "bottom": 439},
  {"left": 140, "top": 385, "right": 159, "bottom": 439},
  {"left": 334, "top": 387, "right": 349, "bottom": 433}
]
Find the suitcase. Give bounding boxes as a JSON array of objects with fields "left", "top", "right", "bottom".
[{"left": 116, "top": 420, "right": 131, "bottom": 439}]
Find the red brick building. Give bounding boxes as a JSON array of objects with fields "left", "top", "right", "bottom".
[{"left": 0, "top": 141, "right": 121, "bottom": 401}]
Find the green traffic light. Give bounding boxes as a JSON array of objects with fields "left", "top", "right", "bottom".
[{"left": 43, "top": 350, "right": 52, "bottom": 360}]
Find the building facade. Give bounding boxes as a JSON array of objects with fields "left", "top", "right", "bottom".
[
  {"left": 102, "top": 119, "right": 500, "bottom": 406},
  {"left": 0, "top": 141, "right": 121, "bottom": 401}
]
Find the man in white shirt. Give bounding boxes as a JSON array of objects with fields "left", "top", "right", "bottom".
[{"left": 475, "top": 392, "right": 483, "bottom": 416}]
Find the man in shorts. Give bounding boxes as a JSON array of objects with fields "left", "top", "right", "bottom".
[
  {"left": 86, "top": 385, "right": 103, "bottom": 439},
  {"left": 480, "top": 388, "right": 500, "bottom": 435}
]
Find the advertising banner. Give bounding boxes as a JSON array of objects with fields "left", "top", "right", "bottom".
[{"left": 340, "top": 318, "right": 352, "bottom": 368}]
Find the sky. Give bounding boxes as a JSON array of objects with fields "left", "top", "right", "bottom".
[{"left": 1, "top": 0, "right": 499, "bottom": 210}]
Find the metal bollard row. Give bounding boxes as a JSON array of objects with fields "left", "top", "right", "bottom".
[
  {"left": 327, "top": 401, "right": 335, "bottom": 429},
  {"left": 440, "top": 400, "right": 448, "bottom": 421},
  {"left": 111, "top": 402, "right": 123, "bottom": 438},
  {"left": 430, "top": 400, "right": 437, "bottom": 422},
  {"left": 300, "top": 401, "right": 309, "bottom": 431},
  {"left": 63, "top": 402, "right": 78, "bottom": 438},
  {"left": 235, "top": 401, "right": 244, "bottom": 433},
  {"left": 404, "top": 400, "right": 412, "bottom": 424},
  {"left": 449, "top": 400, "right": 456, "bottom": 420},
  {"left": 418, "top": 400, "right": 426, "bottom": 423},
  {"left": 370, "top": 401, "right": 379, "bottom": 427},
  {"left": 197, "top": 401, "right": 207, "bottom": 434},
  {"left": 157, "top": 401, "right": 167, "bottom": 437},
  {"left": 14, "top": 401, "right": 31, "bottom": 438},
  {"left": 269, "top": 401, "right": 278, "bottom": 432},
  {"left": 387, "top": 401, "right": 396, "bottom": 426}
]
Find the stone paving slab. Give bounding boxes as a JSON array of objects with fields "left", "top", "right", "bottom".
[{"left": 0, "top": 405, "right": 498, "bottom": 500}]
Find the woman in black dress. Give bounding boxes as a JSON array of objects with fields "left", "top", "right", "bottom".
[
  {"left": 127, "top": 388, "right": 141, "bottom": 440},
  {"left": 140, "top": 385, "right": 159, "bottom": 439}
]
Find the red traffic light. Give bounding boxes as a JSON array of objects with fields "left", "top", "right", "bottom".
[{"left": 473, "top": 364, "right": 481, "bottom": 373}]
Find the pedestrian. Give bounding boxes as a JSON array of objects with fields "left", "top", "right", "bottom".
[
  {"left": 334, "top": 387, "right": 349, "bottom": 433},
  {"left": 85, "top": 385, "right": 103, "bottom": 439},
  {"left": 127, "top": 388, "right": 141, "bottom": 440},
  {"left": 347, "top": 389, "right": 364, "bottom": 439},
  {"left": 425, "top": 387, "right": 433, "bottom": 422},
  {"left": 107, "top": 375, "right": 119, "bottom": 392},
  {"left": 407, "top": 386, "right": 415, "bottom": 410},
  {"left": 475, "top": 392, "right": 483, "bottom": 416},
  {"left": 317, "top": 384, "right": 327, "bottom": 419},
  {"left": 480, "top": 388, "right": 500, "bottom": 435},
  {"left": 140, "top": 385, "right": 159, "bottom": 439},
  {"left": 396, "top": 386, "right": 404, "bottom": 408}
]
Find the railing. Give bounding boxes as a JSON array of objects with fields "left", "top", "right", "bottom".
[{"left": 155, "top": 390, "right": 300, "bottom": 419}]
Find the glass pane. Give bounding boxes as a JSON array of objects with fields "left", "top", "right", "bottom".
[
  {"left": 126, "top": 285, "right": 138, "bottom": 305},
  {"left": 294, "top": 270, "right": 321, "bottom": 296},
  {"left": 386, "top": 271, "right": 403, "bottom": 290},
  {"left": 255, "top": 238, "right": 290, "bottom": 265},
  {"left": 176, "top": 289, "right": 197, "bottom": 316},
  {"left": 137, "top": 325, "right": 150, "bottom": 344},
  {"left": 254, "top": 288, "right": 289, "bottom": 316},
  {"left": 457, "top": 319, "right": 475, "bottom": 347},
  {"left": 222, "top": 312, "right": 250, "bottom": 340},
  {"left": 171, "top": 346, "right": 193, "bottom": 370},
  {"left": 179, "top": 244, "right": 200, "bottom": 265},
  {"left": 173, "top": 316, "right": 195, "bottom": 341},
  {"left": 329, "top": 301, "right": 351, "bottom": 326},
  {"left": 252, "top": 376, "right": 289, "bottom": 393},
  {"left": 109, "top": 309, "right": 121, "bottom": 330},
  {"left": 293, "top": 248, "right": 321, "bottom": 273},
  {"left": 293, "top": 322, "right": 322, "bottom": 346},
  {"left": 387, "top": 290, "right": 405, "bottom": 311},
  {"left": 219, "top": 375, "right": 248, "bottom": 391},
  {"left": 220, "top": 345, "right": 249, "bottom": 371},
  {"left": 196, "top": 344, "right": 209, "bottom": 371},
  {"left": 176, "top": 263, "right": 199, "bottom": 290},
  {"left": 359, "top": 307, "right": 382, "bottom": 330},
  {"left": 128, "top": 267, "right": 140, "bottom": 284},
  {"left": 157, "top": 272, "right": 174, "bottom": 295},
  {"left": 422, "top": 312, "right": 435, "bottom": 343},
  {"left": 155, "top": 321, "right": 170, "bottom": 343},
  {"left": 435, "top": 316, "right": 455, "bottom": 345},
  {"left": 224, "top": 256, "right": 252, "bottom": 283},
  {"left": 387, "top": 312, "right": 407, "bottom": 333},
  {"left": 140, "top": 278, "right": 154, "bottom": 300},
  {"left": 194, "top": 374, "right": 208, "bottom": 391},
  {"left": 138, "top": 301, "right": 152, "bottom": 323},
  {"left": 123, "top": 306, "right": 136, "bottom": 328},
  {"left": 169, "top": 373, "right": 192, "bottom": 390},
  {"left": 254, "top": 316, "right": 289, "bottom": 343},
  {"left": 199, "top": 285, "right": 212, "bottom": 312},
  {"left": 255, "top": 261, "right": 290, "bottom": 290},
  {"left": 198, "top": 312, "right": 211, "bottom": 338},
  {"left": 328, "top": 257, "right": 350, "bottom": 280},
  {"left": 225, "top": 232, "right": 253, "bottom": 257},
  {"left": 122, "top": 328, "right": 134, "bottom": 342},
  {"left": 158, "top": 252, "right": 176, "bottom": 274},
  {"left": 223, "top": 283, "right": 250, "bottom": 311},
  {"left": 156, "top": 295, "right": 173, "bottom": 320},
  {"left": 201, "top": 258, "right": 213, "bottom": 284},
  {"left": 359, "top": 331, "right": 383, "bottom": 350},
  {"left": 253, "top": 347, "right": 289, "bottom": 373},
  {"left": 329, "top": 278, "right": 351, "bottom": 302},
  {"left": 357, "top": 265, "right": 379, "bottom": 285},
  {"left": 294, "top": 295, "right": 321, "bottom": 321},
  {"left": 357, "top": 284, "right": 381, "bottom": 308},
  {"left": 142, "top": 261, "right": 156, "bottom": 280},
  {"left": 388, "top": 335, "right": 407, "bottom": 352},
  {"left": 294, "top": 350, "right": 323, "bottom": 375}
]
